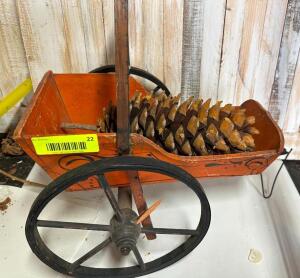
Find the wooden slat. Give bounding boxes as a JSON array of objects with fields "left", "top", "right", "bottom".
[
  {"left": 0, "top": 0, "right": 30, "bottom": 132},
  {"left": 163, "top": 0, "right": 184, "bottom": 95},
  {"left": 181, "top": 0, "right": 204, "bottom": 99},
  {"left": 80, "top": 0, "right": 107, "bottom": 70},
  {"left": 252, "top": 0, "right": 288, "bottom": 108},
  {"left": 129, "top": 0, "right": 164, "bottom": 91},
  {"left": 17, "top": 0, "right": 70, "bottom": 89},
  {"left": 234, "top": 0, "right": 268, "bottom": 104},
  {"left": 60, "top": 0, "right": 88, "bottom": 72},
  {"left": 217, "top": 0, "right": 246, "bottom": 104},
  {"left": 199, "top": 0, "right": 226, "bottom": 102},
  {"left": 283, "top": 55, "right": 300, "bottom": 132},
  {"left": 102, "top": 0, "right": 115, "bottom": 64},
  {"left": 268, "top": 1, "right": 300, "bottom": 128},
  {"left": 140, "top": 0, "right": 163, "bottom": 87}
]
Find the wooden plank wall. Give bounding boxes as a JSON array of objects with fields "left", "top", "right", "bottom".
[
  {"left": 0, "top": 0, "right": 299, "bottom": 137},
  {"left": 181, "top": 0, "right": 204, "bottom": 99},
  {"left": 0, "top": 0, "right": 30, "bottom": 131}
]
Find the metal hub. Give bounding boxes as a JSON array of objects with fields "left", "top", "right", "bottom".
[{"left": 110, "top": 209, "right": 141, "bottom": 256}]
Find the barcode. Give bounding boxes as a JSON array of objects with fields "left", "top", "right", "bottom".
[{"left": 45, "top": 142, "right": 87, "bottom": 152}]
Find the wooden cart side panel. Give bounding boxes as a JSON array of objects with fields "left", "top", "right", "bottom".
[
  {"left": 14, "top": 71, "right": 85, "bottom": 189},
  {"left": 14, "top": 70, "right": 71, "bottom": 165},
  {"left": 242, "top": 99, "right": 284, "bottom": 153},
  {"left": 14, "top": 71, "right": 52, "bottom": 139},
  {"left": 17, "top": 133, "right": 278, "bottom": 191},
  {"left": 15, "top": 71, "right": 71, "bottom": 137},
  {"left": 53, "top": 74, "right": 149, "bottom": 126}
]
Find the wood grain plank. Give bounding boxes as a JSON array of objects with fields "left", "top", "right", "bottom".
[
  {"left": 181, "top": 0, "right": 204, "bottom": 99},
  {"left": 163, "top": 0, "right": 183, "bottom": 95},
  {"left": 217, "top": 0, "right": 246, "bottom": 104},
  {"left": 234, "top": 0, "right": 268, "bottom": 105},
  {"left": 141, "top": 0, "right": 164, "bottom": 85},
  {"left": 283, "top": 53, "right": 300, "bottom": 132},
  {"left": 268, "top": 0, "right": 300, "bottom": 128},
  {"left": 129, "top": 0, "right": 164, "bottom": 91},
  {"left": 102, "top": 0, "right": 115, "bottom": 64},
  {"left": 199, "top": 0, "right": 226, "bottom": 102},
  {"left": 0, "top": 0, "right": 30, "bottom": 132},
  {"left": 60, "top": 0, "right": 88, "bottom": 72},
  {"left": 252, "top": 0, "right": 288, "bottom": 108},
  {"left": 80, "top": 0, "right": 107, "bottom": 70},
  {"left": 128, "top": 0, "right": 143, "bottom": 70},
  {"left": 128, "top": 0, "right": 142, "bottom": 87},
  {"left": 17, "top": 0, "right": 70, "bottom": 89}
]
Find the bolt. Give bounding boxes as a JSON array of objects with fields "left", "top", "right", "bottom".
[{"left": 120, "top": 247, "right": 131, "bottom": 256}]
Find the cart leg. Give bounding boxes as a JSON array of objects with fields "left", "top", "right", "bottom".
[
  {"left": 118, "top": 186, "right": 132, "bottom": 209},
  {"left": 128, "top": 171, "right": 156, "bottom": 240}
]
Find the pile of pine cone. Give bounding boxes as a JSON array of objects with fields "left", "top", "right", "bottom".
[{"left": 98, "top": 92, "right": 259, "bottom": 156}]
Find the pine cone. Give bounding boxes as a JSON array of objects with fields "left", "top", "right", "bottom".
[{"left": 98, "top": 92, "right": 259, "bottom": 156}]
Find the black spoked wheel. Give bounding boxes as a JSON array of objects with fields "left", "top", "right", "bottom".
[{"left": 26, "top": 156, "right": 211, "bottom": 278}]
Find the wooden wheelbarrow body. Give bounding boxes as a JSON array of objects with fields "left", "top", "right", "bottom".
[{"left": 14, "top": 72, "right": 284, "bottom": 191}]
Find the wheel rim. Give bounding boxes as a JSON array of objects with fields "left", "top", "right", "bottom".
[
  {"left": 90, "top": 65, "right": 171, "bottom": 96},
  {"left": 26, "top": 156, "right": 211, "bottom": 278}
]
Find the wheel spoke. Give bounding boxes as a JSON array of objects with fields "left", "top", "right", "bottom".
[
  {"left": 97, "top": 174, "right": 123, "bottom": 221},
  {"left": 141, "top": 227, "right": 199, "bottom": 236},
  {"left": 132, "top": 246, "right": 146, "bottom": 270},
  {"left": 70, "top": 237, "right": 112, "bottom": 270},
  {"left": 37, "top": 220, "right": 111, "bottom": 232}
]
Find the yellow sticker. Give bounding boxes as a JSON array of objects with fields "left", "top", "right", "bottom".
[{"left": 31, "top": 134, "right": 99, "bottom": 155}]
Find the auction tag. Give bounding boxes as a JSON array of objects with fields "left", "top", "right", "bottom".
[{"left": 31, "top": 134, "right": 99, "bottom": 155}]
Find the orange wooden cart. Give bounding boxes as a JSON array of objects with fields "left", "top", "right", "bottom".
[
  {"left": 14, "top": 71, "right": 284, "bottom": 191},
  {"left": 13, "top": 1, "right": 284, "bottom": 277}
]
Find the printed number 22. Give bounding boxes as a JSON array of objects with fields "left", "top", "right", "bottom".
[{"left": 87, "top": 137, "right": 94, "bottom": 141}]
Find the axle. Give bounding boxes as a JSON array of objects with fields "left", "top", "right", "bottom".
[{"left": 110, "top": 208, "right": 141, "bottom": 256}]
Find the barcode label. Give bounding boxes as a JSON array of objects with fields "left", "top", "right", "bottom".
[
  {"left": 46, "top": 141, "right": 87, "bottom": 152},
  {"left": 31, "top": 134, "right": 99, "bottom": 155}
]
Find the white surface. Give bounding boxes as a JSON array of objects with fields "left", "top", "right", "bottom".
[{"left": 0, "top": 160, "right": 300, "bottom": 278}]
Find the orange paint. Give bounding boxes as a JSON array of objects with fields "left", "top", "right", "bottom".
[{"left": 14, "top": 71, "right": 284, "bottom": 191}]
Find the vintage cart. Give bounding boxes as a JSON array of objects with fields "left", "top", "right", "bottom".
[{"left": 14, "top": 1, "right": 284, "bottom": 277}]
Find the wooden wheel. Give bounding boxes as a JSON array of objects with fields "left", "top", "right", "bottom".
[{"left": 25, "top": 156, "right": 211, "bottom": 277}]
